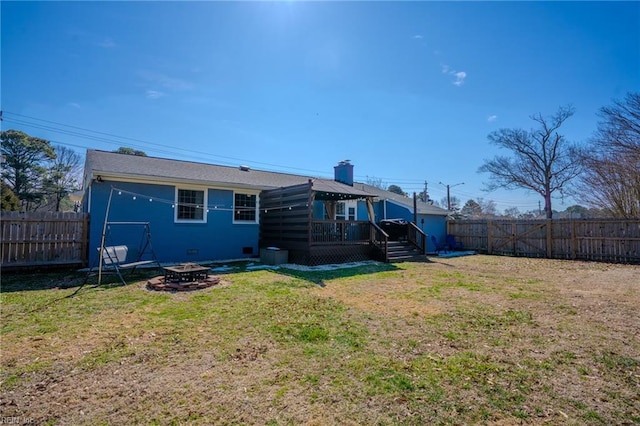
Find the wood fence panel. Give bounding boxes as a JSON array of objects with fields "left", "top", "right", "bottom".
[
  {"left": 1, "top": 211, "right": 89, "bottom": 268},
  {"left": 448, "top": 218, "right": 640, "bottom": 264}
]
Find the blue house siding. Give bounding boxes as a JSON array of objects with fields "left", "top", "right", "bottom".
[
  {"left": 384, "top": 200, "right": 413, "bottom": 221},
  {"left": 87, "top": 181, "right": 259, "bottom": 266},
  {"left": 312, "top": 202, "right": 324, "bottom": 219},
  {"left": 356, "top": 202, "right": 371, "bottom": 221},
  {"left": 417, "top": 214, "right": 447, "bottom": 252}
]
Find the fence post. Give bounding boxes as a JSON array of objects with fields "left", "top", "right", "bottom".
[
  {"left": 487, "top": 220, "right": 493, "bottom": 254},
  {"left": 546, "top": 219, "right": 553, "bottom": 258},
  {"left": 82, "top": 214, "right": 89, "bottom": 267},
  {"left": 571, "top": 220, "right": 577, "bottom": 260}
]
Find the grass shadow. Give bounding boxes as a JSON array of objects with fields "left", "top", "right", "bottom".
[
  {"left": 0, "top": 267, "right": 161, "bottom": 293},
  {"left": 274, "top": 262, "right": 403, "bottom": 286},
  {"left": 1, "top": 269, "right": 87, "bottom": 293},
  {"left": 200, "top": 259, "right": 406, "bottom": 286}
]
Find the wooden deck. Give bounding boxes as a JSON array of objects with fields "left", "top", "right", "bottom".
[{"left": 259, "top": 182, "right": 425, "bottom": 265}]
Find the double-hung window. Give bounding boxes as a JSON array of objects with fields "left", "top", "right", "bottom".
[
  {"left": 175, "top": 188, "right": 207, "bottom": 223},
  {"left": 234, "top": 192, "right": 258, "bottom": 223}
]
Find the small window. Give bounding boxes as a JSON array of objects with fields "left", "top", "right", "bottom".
[
  {"left": 336, "top": 202, "right": 346, "bottom": 220},
  {"left": 348, "top": 207, "right": 356, "bottom": 221},
  {"left": 176, "top": 188, "right": 206, "bottom": 223},
  {"left": 234, "top": 192, "right": 257, "bottom": 223}
]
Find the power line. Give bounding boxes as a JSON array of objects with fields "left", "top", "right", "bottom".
[
  {"left": 2, "top": 111, "right": 551, "bottom": 211},
  {"left": 2, "top": 111, "right": 334, "bottom": 177}
]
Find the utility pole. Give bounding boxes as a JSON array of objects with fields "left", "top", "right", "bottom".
[
  {"left": 439, "top": 181, "right": 464, "bottom": 211},
  {"left": 423, "top": 180, "right": 431, "bottom": 204}
]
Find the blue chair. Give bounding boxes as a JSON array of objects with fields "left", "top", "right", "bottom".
[
  {"left": 446, "top": 234, "right": 463, "bottom": 251},
  {"left": 431, "top": 235, "right": 448, "bottom": 254}
]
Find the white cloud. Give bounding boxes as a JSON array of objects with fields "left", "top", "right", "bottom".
[
  {"left": 441, "top": 64, "right": 467, "bottom": 86},
  {"left": 146, "top": 90, "right": 166, "bottom": 99},
  {"left": 67, "top": 102, "right": 81, "bottom": 109},
  {"left": 413, "top": 34, "right": 424, "bottom": 39},
  {"left": 139, "top": 71, "right": 194, "bottom": 91},
  {"left": 487, "top": 115, "right": 498, "bottom": 123},
  {"left": 98, "top": 38, "right": 116, "bottom": 48},
  {"left": 452, "top": 71, "right": 467, "bottom": 86}
]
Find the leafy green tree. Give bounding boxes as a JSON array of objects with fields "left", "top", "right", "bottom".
[
  {"left": 1, "top": 183, "right": 20, "bottom": 211},
  {"left": 387, "top": 184, "right": 406, "bottom": 196},
  {"left": 115, "top": 147, "right": 147, "bottom": 156},
  {"left": 461, "top": 199, "right": 482, "bottom": 217},
  {"left": 1, "top": 130, "right": 55, "bottom": 211},
  {"left": 479, "top": 106, "right": 582, "bottom": 219}
]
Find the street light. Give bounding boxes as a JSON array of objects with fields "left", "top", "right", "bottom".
[{"left": 438, "top": 181, "right": 464, "bottom": 210}]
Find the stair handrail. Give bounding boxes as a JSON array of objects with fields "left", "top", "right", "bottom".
[
  {"left": 407, "top": 222, "right": 427, "bottom": 255},
  {"left": 369, "top": 221, "right": 389, "bottom": 262}
]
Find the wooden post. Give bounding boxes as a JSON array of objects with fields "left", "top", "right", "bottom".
[
  {"left": 81, "top": 214, "right": 89, "bottom": 267},
  {"left": 571, "top": 220, "right": 577, "bottom": 260},
  {"left": 487, "top": 220, "right": 493, "bottom": 254},
  {"left": 546, "top": 219, "right": 553, "bottom": 258},
  {"left": 307, "top": 180, "right": 314, "bottom": 247}
]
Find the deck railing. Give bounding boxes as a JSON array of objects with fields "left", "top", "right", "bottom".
[
  {"left": 309, "top": 220, "right": 400, "bottom": 262},
  {"left": 407, "top": 222, "right": 427, "bottom": 255},
  {"left": 369, "top": 222, "right": 389, "bottom": 262},
  {"left": 311, "top": 220, "right": 371, "bottom": 245}
]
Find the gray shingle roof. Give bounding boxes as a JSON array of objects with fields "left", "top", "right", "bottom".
[
  {"left": 352, "top": 182, "right": 449, "bottom": 216},
  {"left": 85, "top": 150, "right": 448, "bottom": 215},
  {"left": 85, "top": 149, "right": 313, "bottom": 189}
]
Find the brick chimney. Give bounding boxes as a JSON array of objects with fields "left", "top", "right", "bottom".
[{"left": 334, "top": 160, "right": 354, "bottom": 186}]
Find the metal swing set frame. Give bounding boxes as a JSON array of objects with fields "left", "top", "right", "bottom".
[{"left": 83, "top": 187, "right": 162, "bottom": 286}]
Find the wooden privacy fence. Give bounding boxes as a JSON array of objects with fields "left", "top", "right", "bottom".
[
  {"left": 448, "top": 218, "right": 640, "bottom": 264},
  {"left": 1, "top": 211, "right": 89, "bottom": 269}
]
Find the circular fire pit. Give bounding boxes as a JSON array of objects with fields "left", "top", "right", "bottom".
[
  {"left": 146, "top": 275, "right": 221, "bottom": 291},
  {"left": 147, "top": 262, "right": 221, "bottom": 291}
]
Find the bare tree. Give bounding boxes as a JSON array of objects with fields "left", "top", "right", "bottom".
[
  {"left": 477, "top": 198, "right": 498, "bottom": 217},
  {"left": 42, "top": 146, "right": 83, "bottom": 212},
  {"left": 439, "top": 196, "right": 461, "bottom": 213},
  {"left": 365, "top": 176, "right": 387, "bottom": 190},
  {"left": 503, "top": 207, "right": 521, "bottom": 218},
  {"left": 478, "top": 106, "right": 582, "bottom": 219},
  {"left": 577, "top": 92, "right": 640, "bottom": 218}
]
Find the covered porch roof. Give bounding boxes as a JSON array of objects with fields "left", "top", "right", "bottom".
[{"left": 310, "top": 179, "right": 375, "bottom": 201}]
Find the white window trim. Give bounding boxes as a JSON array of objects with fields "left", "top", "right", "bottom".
[
  {"left": 232, "top": 190, "right": 260, "bottom": 224},
  {"left": 336, "top": 200, "right": 358, "bottom": 220},
  {"left": 175, "top": 186, "right": 208, "bottom": 224}
]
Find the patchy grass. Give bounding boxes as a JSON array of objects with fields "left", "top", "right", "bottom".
[{"left": 1, "top": 256, "right": 639, "bottom": 424}]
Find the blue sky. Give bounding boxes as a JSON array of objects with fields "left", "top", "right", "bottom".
[{"left": 2, "top": 1, "right": 639, "bottom": 213}]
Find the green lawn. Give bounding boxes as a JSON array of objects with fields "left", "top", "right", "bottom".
[{"left": 1, "top": 256, "right": 639, "bottom": 425}]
